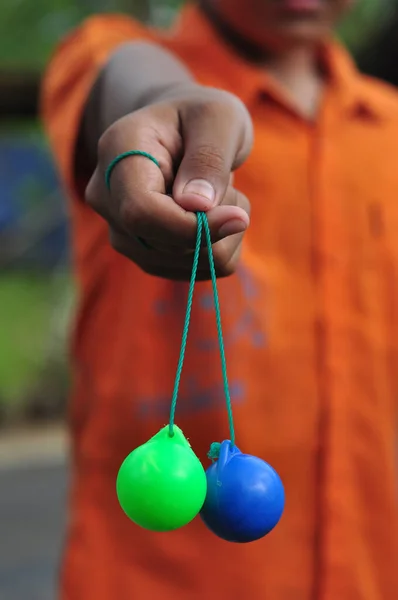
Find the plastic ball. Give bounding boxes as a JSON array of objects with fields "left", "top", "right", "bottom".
[
  {"left": 116, "top": 425, "right": 207, "bottom": 531},
  {"left": 200, "top": 440, "right": 285, "bottom": 543}
]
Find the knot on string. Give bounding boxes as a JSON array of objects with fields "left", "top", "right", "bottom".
[{"left": 207, "top": 442, "right": 221, "bottom": 461}]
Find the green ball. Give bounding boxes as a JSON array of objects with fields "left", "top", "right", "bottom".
[{"left": 116, "top": 425, "right": 207, "bottom": 531}]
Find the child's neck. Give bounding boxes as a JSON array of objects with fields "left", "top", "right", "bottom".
[{"left": 265, "top": 47, "right": 324, "bottom": 119}]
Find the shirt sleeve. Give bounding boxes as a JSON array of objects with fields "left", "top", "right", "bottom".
[{"left": 40, "top": 15, "right": 153, "bottom": 200}]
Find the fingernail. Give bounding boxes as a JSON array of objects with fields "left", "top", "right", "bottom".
[
  {"left": 218, "top": 219, "right": 248, "bottom": 238},
  {"left": 183, "top": 179, "right": 215, "bottom": 205}
]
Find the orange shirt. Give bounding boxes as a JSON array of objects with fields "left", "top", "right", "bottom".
[{"left": 41, "top": 5, "right": 398, "bottom": 600}]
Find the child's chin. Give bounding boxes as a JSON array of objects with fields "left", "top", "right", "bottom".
[{"left": 270, "top": 21, "right": 332, "bottom": 45}]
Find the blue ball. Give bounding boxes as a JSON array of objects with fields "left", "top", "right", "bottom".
[{"left": 200, "top": 440, "right": 285, "bottom": 543}]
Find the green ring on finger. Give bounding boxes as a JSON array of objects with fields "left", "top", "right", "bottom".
[{"left": 105, "top": 151, "right": 161, "bottom": 250}]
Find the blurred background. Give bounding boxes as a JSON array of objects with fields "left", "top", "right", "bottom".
[{"left": 0, "top": 0, "right": 398, "bottom": 598}]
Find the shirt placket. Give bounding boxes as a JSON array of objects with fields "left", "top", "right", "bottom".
[{"left": 308, "top": 98, "right": 354, "bottom": 600}]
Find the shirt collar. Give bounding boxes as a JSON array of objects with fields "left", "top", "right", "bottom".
[
  {"left": 168, "top": 4, "right": 390, "bottom": 122},
  {"left": 322, "top": 42, "right": 391, "bottom": 121}
]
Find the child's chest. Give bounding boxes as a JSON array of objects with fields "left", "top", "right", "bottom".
[
  {"left": 238, "top": 109, "right": 398, "bottom": 276},
  {"left": 233, "top": 111, "right": 398, "bottom": 355}
]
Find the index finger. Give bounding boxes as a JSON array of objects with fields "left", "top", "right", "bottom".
[{"left": 107, "top": 152, "right": 200, "bottom": 245}]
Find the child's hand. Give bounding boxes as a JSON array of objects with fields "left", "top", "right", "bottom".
[{"left": 85, "top": 84, "right": 253, "bottom": 280}]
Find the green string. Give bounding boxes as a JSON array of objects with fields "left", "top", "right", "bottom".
[
  {"left": 168, "top": 212, "right": 236, "bottom": 451},
  {"left": 104, "top": 150, "right": 235, "bottom": 451},
  {"left": 168, "top": 215, "right": 202, "bottom": 436},
  {"left": 105, "top": 150, "right": 160, "bottom": 190}
]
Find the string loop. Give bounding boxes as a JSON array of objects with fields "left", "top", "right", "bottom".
[{"left": 168, "top": 212, "right": 235, "bottom": 452}]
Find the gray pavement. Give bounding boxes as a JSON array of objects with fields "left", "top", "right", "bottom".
[{"left": 0, "top": 427, "right": 68, "bottom": 600}]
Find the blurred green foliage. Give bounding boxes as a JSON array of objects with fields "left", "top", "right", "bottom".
[
  {"left": 0, "top": 0, "right": 182, "bottom": 69},
  {"left": 0, "top": 274, "right": 59, "bottom": 404},
  {"left": 338, "top": 0, "right": 392, "bottom": 51},
  {"left": 0, "top": 0, "right": 393, "bottom": 70}
]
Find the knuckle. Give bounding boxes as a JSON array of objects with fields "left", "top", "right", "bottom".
[
  {"left": 84, "top": 171, "right": 98, "bottom": 207},
  {"left": 97, "top": 117, "right": 140, "bottom": 163},
  {"left": 188, "top": 92, "right": 240, "bottom": 119},
  {"left": 139, "top": 261, "right": 171, "bottom": 279},
  {"left": 84, "top": 180, "right": 103, "bottom": 215},
  {"left": 141, "top": 263, "right": 160, "bottom": 277},
  {"left": 185, "top": 99, "right": 216, "bottom": 121},
  {"left": 119, "top": 202, "right": 135, "bottom": 230},
  {"left": 119, "top": 201, "right": 140, "bottom": 232},
  {"left": 223, "top": 186, "right": 239, "bottom": 207},
  {"left": 213, "top": 243, "right": 241, "bottom": 278},
  {"left": 218, "top": 257, "right": 239, "bottom": 278},
  {"left": 110, "top": 237, "right": 124, "bottom": 256},
  {"left": 217, "top": 260, "right": 237, "bottom": 278},
  {"left": 109, "top": 230, "right": 128, "bottom": 256},
  {"left": 119, "top": 200, "right": 153, "bottom": 238},
  {"left": 215, "top": 90, "right": 245, "bottom": 114},
  {"left": 84, "top": 182, "right": 95, "bottom": 208},
  {"left": 237, "top": 191, "right": 251, "bottom": 216},
  {"left": 97, "top": 128, "right": 114, "bottom": 161},
  {"left": 213, "top": 245, "right": 231, "bottom": 272},
  {"left": 223, "top": 187, "right": 251, "bottom": 217}
]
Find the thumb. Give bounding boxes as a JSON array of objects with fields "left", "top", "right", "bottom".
[{"left": 172, "top": 97, "right": 252, "bottom": 213}]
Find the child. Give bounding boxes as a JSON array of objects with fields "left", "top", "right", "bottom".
[{"left": 41, "top": 1, "right": 398, "bottom": 598}]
